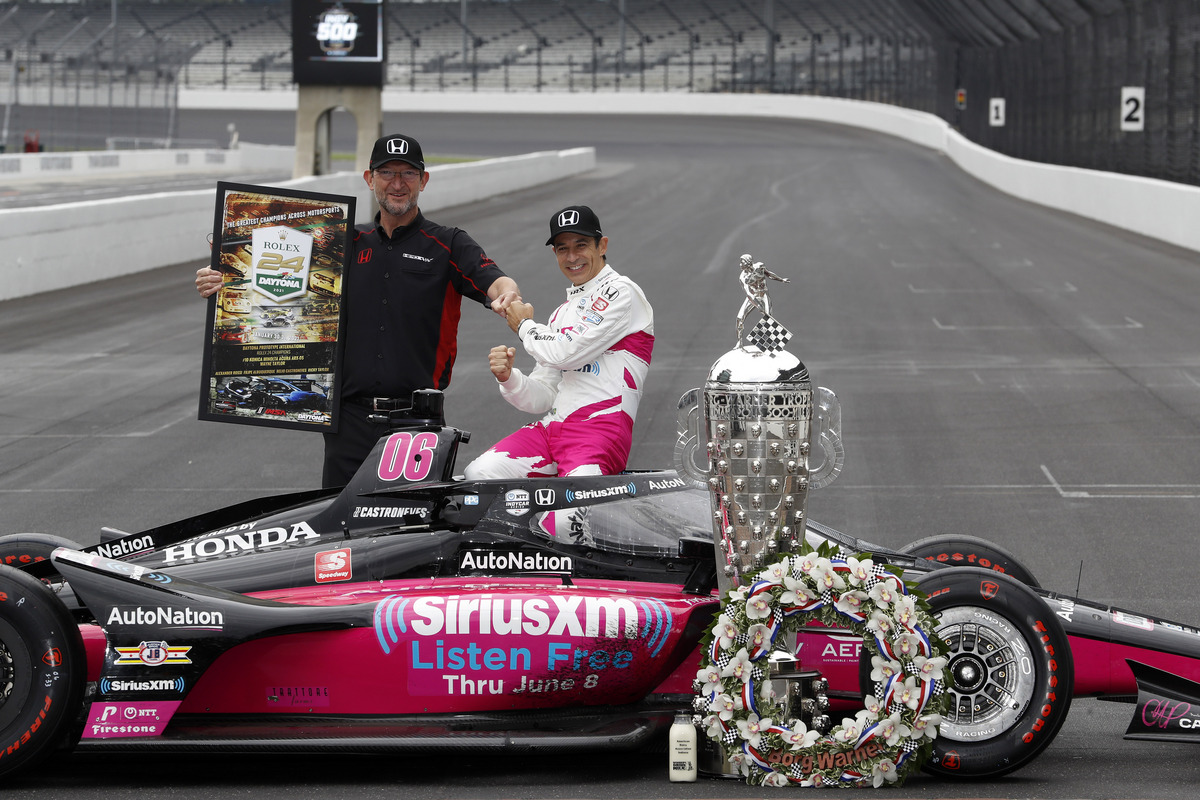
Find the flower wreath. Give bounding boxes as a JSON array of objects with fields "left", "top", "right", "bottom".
[{"left": 696, "top": 542, "right": 951, "bottom": 788}]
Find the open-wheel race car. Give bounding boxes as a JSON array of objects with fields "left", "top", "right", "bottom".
[{"left": 2, "top": 389, "right": 1199, "bottom": 783}]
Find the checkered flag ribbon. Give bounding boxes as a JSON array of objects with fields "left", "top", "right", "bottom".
[{"left": 747, "top": 316, "right": 792, "bottom": 353}]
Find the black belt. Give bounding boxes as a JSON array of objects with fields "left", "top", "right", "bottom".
[{"left": 345, "top": 396, "right": 406, "bottom": 411}]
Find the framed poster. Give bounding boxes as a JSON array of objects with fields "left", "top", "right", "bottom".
[{"left": 199, "top": 182, "right": 356, "bottom": 433}]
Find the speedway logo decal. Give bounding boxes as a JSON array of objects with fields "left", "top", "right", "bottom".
[
  {"left": 372, "top": 594, "right": 673, "bottom": 697},
  {"left": 83, "top": 701, "right": 181, "bottom": 739},
  {"left": 114, "top": 641, "right": 192, "bottom": 666},
  {"left": 162, "top": 521, "right": 319, "bottom": 564},
  {"left": 315, "top": 548, "right": 352, "bottom": 583}
]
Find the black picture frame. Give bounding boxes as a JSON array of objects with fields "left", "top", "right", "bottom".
[{"left": 198, "top": 182, "right": 356, "bottom": 433}]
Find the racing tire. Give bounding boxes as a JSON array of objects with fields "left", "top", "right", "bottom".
[
  {"left": 916, "top": 567, "right": 1072, "bottom": 778},
  {"left": 900, "top": 534, "right": 1040, "bottom": 588},
  {"left": 0, "top": 565, "right": 87, "bottom": 779},
  {"left": 0, "top": 534, "right": 81, "bottom": 579}
]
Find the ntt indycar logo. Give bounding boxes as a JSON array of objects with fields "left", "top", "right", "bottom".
[
  {"left": 565, "top": 483, "right": 636, "bottom": 503},
  {"left": 460, "top": 549, "right": 572, "bottom": 574},
  {"left": 106, "top": 606, "right": 225, "bottom": 629}
]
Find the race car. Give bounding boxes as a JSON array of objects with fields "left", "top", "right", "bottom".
[{"left": 2, "top": 390, "right": 1199, "bottom": 782}]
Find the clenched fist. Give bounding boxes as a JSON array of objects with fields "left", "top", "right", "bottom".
[{"left": 488, "top": 345, "right": 516, "bottom": 383}]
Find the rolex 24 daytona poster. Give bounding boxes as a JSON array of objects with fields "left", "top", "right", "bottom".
[{"left": 199, "top": 182, "right": 356, "bottom": 433}]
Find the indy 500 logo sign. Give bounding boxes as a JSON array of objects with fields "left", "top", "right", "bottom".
[{"left": 314, "top": 3, "right": 359, "bottom": 57}]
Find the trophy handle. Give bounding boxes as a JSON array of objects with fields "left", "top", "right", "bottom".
[
  {"left": 674, "top": 388, "right": 709, "bottom": 488},
  {"left": 809, "top": 386, "right": 844, "bottom": 489}
]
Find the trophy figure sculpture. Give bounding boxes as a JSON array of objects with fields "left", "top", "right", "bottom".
[{"left": 674, "top": 254, "right": 843, "bottom": 593}]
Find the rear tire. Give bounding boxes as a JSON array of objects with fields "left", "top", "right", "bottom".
[
  {"left": 917, "top": 567, "right": 1072, "bottom": 778},
  {"left": 0, "top": 534, "right": 81, "bottom": 581},
  {"left": 0, "top": 565, "right": 86, "bottom": 779},
  {"left": 900, "top": 534, "right": 1040, "bottom": 588}
]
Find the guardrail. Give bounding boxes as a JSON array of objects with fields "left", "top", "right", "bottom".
[{"left": 0, "top": 146, "right": 595, "bottom": 302}]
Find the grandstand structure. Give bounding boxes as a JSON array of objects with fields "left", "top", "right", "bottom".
[{"left": 2, "top": 0, "right": 1199, "bottom": 188}]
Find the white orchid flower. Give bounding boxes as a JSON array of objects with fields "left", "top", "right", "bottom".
[
  {"left": 711, "top": 692, "right": 737, "bottom": 721},
  {"left": 845, "top": 555, "right": 875, "bottom": 585},
  {"left": 871, "top": 758, "right": 899, "bottom": 788},
  {"left": 807, "top": 558, "right": 846, "bottom": 592},
  {"left": 913, "top": 654, "right": 948, "bottom": 682},
  {"left": 879, "top": 712, "right": 912, "bottom": 746},
  {"left": 866, "top": 610, "right": 894, "bottom": 637},
  {"left": 764, "top": 772, "right": 790, "bottom": 787},
  {"left": 911, "top": 712, "right": 942, "bottom": 740},
  {"left": 695, "top": 664, "right": 724, "bottom": 697},
  {"left": 862, "top": 693, "right": 884, "bottom": 718},
  {"left": 780, "top": 574, "right": 817, "bottom": 606},
  {"left": 746, "top": 623, "right": 773, "bottom": 652},
  {"left": 782, "top": 722, "right": 821, "bottom": 750},
  {"left": 896, "top": 676, "right": 923, "bottom": 710},
  {"left": 760, "top": 560, "right": 789, "bottom": 584},
  {"left": 795, "top": 552, "right": 820, "bottom": 574},
  {"left": 869, "top": 654, "right": 903, "bottom": 683},
  {"left": 745, "top": 592, "right": 773, "bottom": 620},
  {"left": 834, "top": 589, "right": 868, "bottom": 617},
  {"left": 720, "top": 648, "right": 754, "bottom": 684},
  {"left": 715, "top": 613, "right": 740, "bottom": 650},
  {"left": 892, "top": 595, "right": 919, "bottom": 628},
  {"left": 833, "top": 717, "right": 861, "bottom": 743},
  {"left": 868, "top": 577, "right": 899, "bottom": 607},
  {"left": 735, "top": 713, "right": 772, "bottom": 748},
  {"left": 704, "top": 713, "right": 725, "bottom": 740},
  {"left": 892, "top": 632, "right": 925, "bottom": 659}
]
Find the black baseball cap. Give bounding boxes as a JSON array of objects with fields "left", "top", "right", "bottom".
[
  {"left": 369, "top": 134, "right": 425, "bottom": 171},
  {"left": 546, "top": 205, "right": 603, "bottom": 246}
]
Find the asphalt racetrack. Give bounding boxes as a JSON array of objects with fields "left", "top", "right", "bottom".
[{"left": 2, "top": 110, "right": 1200, "bottom": 798}]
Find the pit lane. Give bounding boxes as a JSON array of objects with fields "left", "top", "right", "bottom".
[{"left": 1, "top": 110, "right": 1199, "bottom": 798}]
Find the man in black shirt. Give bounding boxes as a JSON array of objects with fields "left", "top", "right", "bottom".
[{"left": 197, "top": 133, "right": 520, "bottom": 487}]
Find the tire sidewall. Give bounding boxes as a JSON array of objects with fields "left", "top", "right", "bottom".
[
  {"left": 901, "top": 534, "right": 1041, "bottom": 588},
  {"left": 0, "top": 565, "right": 86, "bottom": 779},
  {"left": 0, "top": 534, "right": 80, "bottom": 573},
  {"left": 917, "top": 567, "right": 1072, "bottom": 778}
]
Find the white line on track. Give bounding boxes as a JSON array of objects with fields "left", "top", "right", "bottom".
[{"left": 932, "top": 316, "right": 1143, "bottom": 331}]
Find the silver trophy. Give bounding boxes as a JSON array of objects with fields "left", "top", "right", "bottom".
[{"left": 675, "top": 254, "right": 843, "bottom": 592}]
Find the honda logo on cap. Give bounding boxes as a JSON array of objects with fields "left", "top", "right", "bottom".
[
  {"left": 558, "top": 210, "right": 580, "bottom": 227},
  {"left": 387, "top": 138, "right": 409, "bottom": 156}
]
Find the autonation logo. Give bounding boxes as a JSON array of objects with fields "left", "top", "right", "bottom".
[{"left": 565, "top": 483, "right": 637, "bottom": 503}]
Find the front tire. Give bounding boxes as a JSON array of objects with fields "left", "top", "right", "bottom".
[
  {"left": 917, "top": 567, "right": 1072, "bottom": 778},
  {"left": 900, "top": 534, "right": 1040, "bottom": 588},
  {"left": 0, "top": 534, "right": 81, "bottom": 581},
  {"left": 0, "top": 565, "right": 86, "bottom": 779}
]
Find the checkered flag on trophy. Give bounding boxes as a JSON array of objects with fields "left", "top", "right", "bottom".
[{"left": 747, "top": 315, "right": 792, "bottom": 353}]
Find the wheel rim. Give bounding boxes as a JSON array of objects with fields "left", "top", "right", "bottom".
[
  {"left": 935, "top": 606, "right": 1035, "bottom": 742},
  {"left": 0, "top": 619, "right": 33, "bottom": 730}
]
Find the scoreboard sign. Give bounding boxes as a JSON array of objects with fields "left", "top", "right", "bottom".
[{"left": 292, "top": 0, "right": 386, "bottom": 87}]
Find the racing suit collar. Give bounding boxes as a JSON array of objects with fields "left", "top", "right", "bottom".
[
  {"left": 564, "top": 264, "right": 615, "bottom": 298},
  {"left": 373, "top": 209, "right": 425, "bottom": 241}
]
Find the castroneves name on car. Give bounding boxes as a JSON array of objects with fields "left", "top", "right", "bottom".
[
  {"left": 162, "top": 522, "right": 318, "bottom": 565},
  {"left": 352, "top": 506, "right": 429, "bottom": 519}
]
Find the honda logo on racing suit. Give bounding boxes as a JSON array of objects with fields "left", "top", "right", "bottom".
[
  {"left": 386, "top": 138, "right": 409, "bottom": 156},
  {"left": 558, "top": 210, "right": 579, "bottom": 228}
]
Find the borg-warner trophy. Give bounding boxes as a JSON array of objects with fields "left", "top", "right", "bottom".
[
  {"left": 675, "top": 254, "right": 844, "bottom": 777},
  {"left": 675, "top": 254, "right": 843, "bottom": 592}
]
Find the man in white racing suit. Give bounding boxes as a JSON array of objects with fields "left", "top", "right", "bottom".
[{"left": 463, "top": 205, "right": 654, "bottom": 481}]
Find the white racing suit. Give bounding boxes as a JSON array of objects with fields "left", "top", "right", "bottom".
[{"left": 463, "top": 264, "right": 654, "bottom": 481}]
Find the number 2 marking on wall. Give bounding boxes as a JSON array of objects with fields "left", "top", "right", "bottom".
[{"left": 378, "top": 432, "right": 438, "bottom": 482}]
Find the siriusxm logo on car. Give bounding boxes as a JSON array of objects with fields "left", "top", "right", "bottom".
[
  {"left": 565, "top": 483, "right": 636, "bottom": 503},
  {"left": 106, "top": 606, "right": 225, "bottom": 629},
  {"left": 100, "top": 677, "right": 185, "bottom": 694}
]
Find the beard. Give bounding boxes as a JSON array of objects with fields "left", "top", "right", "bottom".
[{"left": 374, "top": 187, "right": 417, "bottom": 219}]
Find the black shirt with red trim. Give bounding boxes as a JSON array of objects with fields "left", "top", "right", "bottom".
[{"left": 341, "top": 210, "right": 505, "bottom": 400}]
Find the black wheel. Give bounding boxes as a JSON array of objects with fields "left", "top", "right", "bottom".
[
  {"left": 0, "top": 534, "right": 81, "bottom": 580},
  {"left": 916, "top": 567, "right": 1072, "bottom": 778},
  {"left": 0, "top": 565, "right": 86, "bottom": 779},
  {"left": 900, "top": 534, "right": 1040, "bottom": 588}
]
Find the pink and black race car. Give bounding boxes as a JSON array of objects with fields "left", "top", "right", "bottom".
[{"left": 1, "top": 390, "right": 1197, "bottom": 781}]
